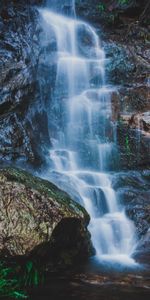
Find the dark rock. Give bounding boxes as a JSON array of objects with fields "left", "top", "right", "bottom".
[
  {"left": 0, "top": 1, "right": 52, "bottom": 166},
  {"left": 76, "top": 0, "right": 150, "bottom": 26},
  {"left": 116, "top": 117, "right": 150, "bottom": 169},
  {"left": 104, "top": 42, "right": 136, "bottom": 85},
  {"left": 121, "top": 112, "right": 150, "bottom": 133},
  {"left": 112, "top": 170, "right": 150, "bottom": 264},
  {"left": 117, "top": 85, "right": 150, "bottom": 114},
  {"left": 0, "top": 113, "right": 34, "bottom": 162},
  {"left": 0, "top": 167, "right": 92, "bottom": 265},
  {"left": 113, "top": 170, "right": 150, "bottom": 238},
  {"left": 95, "top": 4, "right": 150, "bottom": 172},
  {"left": 133, "top": 231, "right": 150, "bottom": 264}
]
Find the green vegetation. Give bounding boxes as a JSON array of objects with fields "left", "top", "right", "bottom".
[
  {"left": 22, "top": 261, "right": 44, "bottom": 288},
  {"left": 97, "top": 0, "right": 149, "bottom": 25},
  {"left": 0, "top": 260, "right": 45, "bottom": 299},
  {"left": 118, "top": 0, "right": 129, "bottom": 4},
  {"left": 98, "top": 3, "right": 106, "bottom": 12},
  {"left": 0, "top": 262, "right": 27, "bottom": 299},
  {"left": 125, "top": 135, "right": 130, "bottom": 155},
  {"left": 98, "top": 0, "right": 129, "bottom": 12}
]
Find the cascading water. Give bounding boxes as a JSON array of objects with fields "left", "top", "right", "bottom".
[{"left": 40, "top": 0, "right": 137, "bottom": 265}]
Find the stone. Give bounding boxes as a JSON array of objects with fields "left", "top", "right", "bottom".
[
  {"left": 113, "top": 170, "right": 150, "bottom": 237},
  {"left": 117, "top": 123, "right": 150, "bottom": 169},
  {"left": 133, "top": 230, "right": 150, "bottom": 264},
  {"left": 112, "top": 170, "right": 150, "bottom": 264},
  {"left": 0, "top": 1, "right": 51, "bottom": 166},
  {"left": 0, "top": 167, "right": 92, "bottom": 265},
  {"left": 118, "top": 86, "right": 150, "bottom": 114}
]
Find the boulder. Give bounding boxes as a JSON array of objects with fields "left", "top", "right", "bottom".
[{"left": 0, "top": 167, "right": 92, "bottom": 265}]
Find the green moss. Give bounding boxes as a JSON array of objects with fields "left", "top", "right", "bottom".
[{"left": 0, "top": 167, "right": 89, "bottom": 223}]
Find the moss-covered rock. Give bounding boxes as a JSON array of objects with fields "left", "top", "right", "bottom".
[{"left": 0, "top": 167, "right": 92, "bottom": 265}]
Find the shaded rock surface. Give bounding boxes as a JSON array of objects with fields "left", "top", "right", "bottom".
[
  {"left": 112, "top": 170, "right": 150, "bottom": 263},
  {"left": 0, "top": 167, "right": 92, "bottom": 264},
  {"left": 104, "top": 18, "right": 150, "bottom": 170},
  {"left": 0, "top": 0, "right": 51, "bottom": 166},
  {"left": 76, "top": 0, "right": 150, "bottom": 26},
  {"left": 134, "top": 230, "right": 150, "bottom": 264},
  {"left": 117, "top": 122, "right": 150, "bottom": 169}
]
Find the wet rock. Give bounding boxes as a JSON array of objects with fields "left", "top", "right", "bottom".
[
  {"left": 94, "top": 3, "right": 150, "bottom": 171},
  {"left": 117, "top": 85, "right": 150, "bottom": 114},
  {"left": 104, "top": 42, "right": 135, "bottom": 85},
  {"left": 116, "top": 116, "right": 150, "bottom": 169},
  {"left": 0, "top": 113, "right": 34, "bottom": 162},
  {"left": 0, "top": 0, "right": 51, "bottom": 166},
  {"left": 103, "top": 30, "right": 150, "bottom": 85},
  {"left": 134, "top": 231, "right": 150, "bottom": 264},
  {"left": 111, "top": 91, "right": 120, "bottom": 121},
  {"left": 112, "top": 170, "right": 150, "bottom": 264},
  {"left": 122, "top": 112, "right": 150, "bottom": 133},
  {"left": 0, "top": 167, "right": 92, "bottom": 264},
  {"left": 113, "top": 170, "right": 150, "bottom": 238},
  {"left": 76, "top": 0, "right": 150, "bottom": 26}
]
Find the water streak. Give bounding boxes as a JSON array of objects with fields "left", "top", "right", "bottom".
[{"left": 40, "top": 3, "right": 137, "bottom": 265}]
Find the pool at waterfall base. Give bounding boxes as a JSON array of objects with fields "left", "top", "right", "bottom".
[{"left": 30, "top": 257, "right": 150, "bottom": 300}]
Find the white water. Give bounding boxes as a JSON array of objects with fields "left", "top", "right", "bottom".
[{"left": 40, "top": 1, "right": 137, "bottom": 265}]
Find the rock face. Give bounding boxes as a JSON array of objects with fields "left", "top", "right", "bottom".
[
  {"left": 112, "top": 170, "right": 150, "bottom": 237},
  {"left": 0, "top": 0, "right": 51, "bottom": 166},
  {"left": 0, "top": 167, "right": 92, "bottom": 264},
  {"left": 134, "top": 231, "right": 150, "bottom": 264},
  {"left": 101, "top": 3, "right": 150, "bottom": 170},
  {"left": 117, "top": 121, "right": 150, "bottom": 170},
  {"left": 76, "top": 0, "right": 149, "bottom": 26},
  {"left": 112, "top": 170, "right": 150, "bottom": 263}
]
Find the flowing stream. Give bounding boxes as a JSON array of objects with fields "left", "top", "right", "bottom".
[{"left": 40, "top": 0, "right": 137, "bottom": 265}]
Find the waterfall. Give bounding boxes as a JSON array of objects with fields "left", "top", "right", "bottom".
[
  {"left": 46, "top": 0, "right": 76, "bottom": 16},
  {"left": 40, "top": 1, "right": 137, "bottom": 265}
]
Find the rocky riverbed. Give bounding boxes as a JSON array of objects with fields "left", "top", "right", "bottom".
[{"left": 29, "top": 259, "right": 150, "bottom": 300}]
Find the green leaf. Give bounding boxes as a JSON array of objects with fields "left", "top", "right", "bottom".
[{"left": 13, "top": 291, "right": 28, "bottom": 299}]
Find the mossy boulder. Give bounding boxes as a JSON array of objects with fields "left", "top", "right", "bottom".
[{"left": 0, "top": 167, "right": 92, "bottom": 265}]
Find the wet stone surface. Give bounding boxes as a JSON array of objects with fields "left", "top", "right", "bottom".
[{"left": 29, "top": 259, "right": 150, "bottom": 300}]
